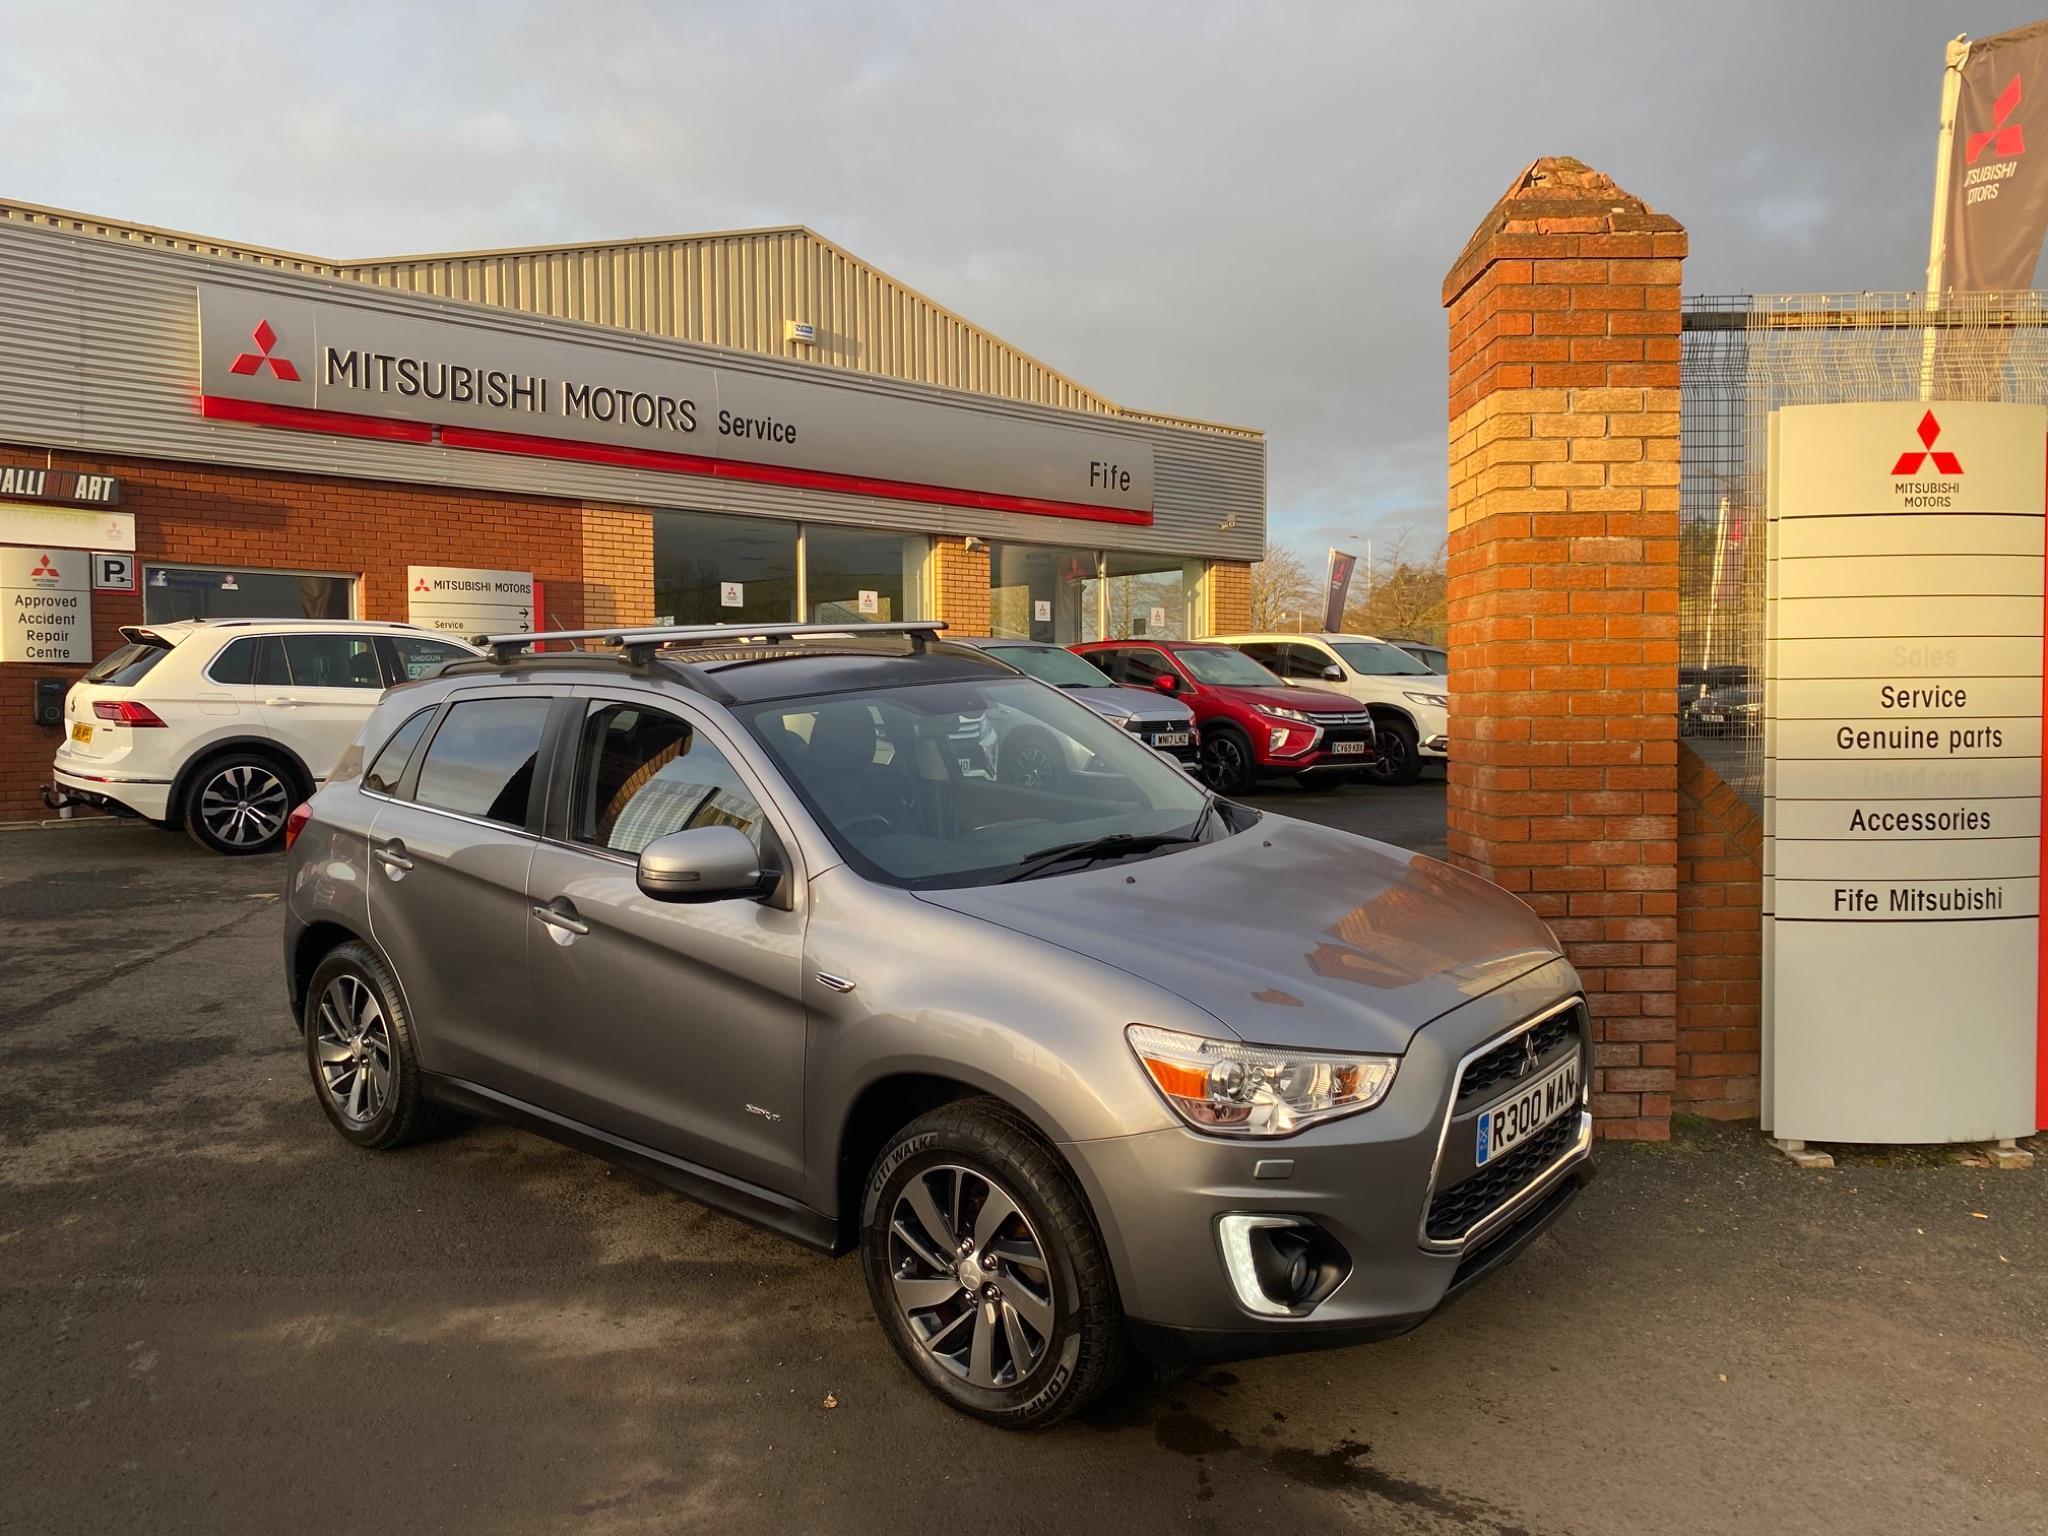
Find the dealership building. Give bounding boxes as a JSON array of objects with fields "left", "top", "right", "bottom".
[{"left": 0, "top": 201, "right": 1265, "bottom": 822}]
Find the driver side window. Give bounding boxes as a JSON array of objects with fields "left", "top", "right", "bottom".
[{"left": 573, "top": 701, "right": 765, "bottom": 857}]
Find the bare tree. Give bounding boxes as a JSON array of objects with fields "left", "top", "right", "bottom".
[
  {"left": 1247, "top": 542, "right": 1319, "bottom": 631},
  {"left": 1341, "top": 533, "right": 1447, "bottom": 642}
]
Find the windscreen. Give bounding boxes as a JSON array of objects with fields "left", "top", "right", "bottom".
[
  {"left": 1176, "top": 647, "right": 1280, "bottom": 687},
  {"left": 742, "top": 676, "right": 1210, "bottom": 888},
  {"left": 989, "top": 645, "right": 1114, "bottom": 688},
  {"left": 85, "top": 640, "right": 171, "bottom": 687},
  {"left": 1331, "top": 640, "right": 1434, "bottom": 677}
]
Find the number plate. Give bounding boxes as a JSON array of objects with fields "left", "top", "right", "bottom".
[
  {"left": 70, "top": 722, "right": 92, "bottom": 744},
  {"left": 1151, "top": 732, "right": 1191, "bottom": 749},
  {"left": 1475, "top": 1055, "right": 1580, "bottom": 1165},
  {"left": 1331, "top": 738, "right": 1366, "bottom": 755}
]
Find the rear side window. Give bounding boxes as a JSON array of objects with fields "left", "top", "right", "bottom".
[
  {"left": 414, "top": 698, "right": 552, "bottom": 828},
  {"left": 208, "top": 636, "right": 259, "bottom": 685},
  {"left": 387, "top": 636, "right": 475, "bottom": 682},
  {"left": 282, "top": 634, "right": 383, "bottom": 688},
  {"left": 85, "top": 641, "right": 170, "bottom": 687},
  {"left": 364, "top": 707, "right": 436, "bottom": 797},
  {"left": 254, "top": 639, "right": 289, "bottom": 688}
]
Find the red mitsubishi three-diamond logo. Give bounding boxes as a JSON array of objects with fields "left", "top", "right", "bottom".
[
  {"left": 414, "top": 576, "right": 433, "bottom": 594},
  {"left": 30, "top": 554, "right": 59, "bottom": 579},
  {"left": 229, "top": 320, "right": 301, "bottom": 382},
  {"left": 1967, "top": 75, "right": 2027, "bottom": 164},
  {"left": 1891, "top": 411, "right": 1962, "bottom": 476}
]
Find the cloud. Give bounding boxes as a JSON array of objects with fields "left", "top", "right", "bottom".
[{"left": 1, "top": 0, "right": 2033, "bottom": 556}]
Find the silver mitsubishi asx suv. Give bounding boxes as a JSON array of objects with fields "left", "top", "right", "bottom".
[{"left": 282, "top": 620, "right": 1593, "bottom": 1428}]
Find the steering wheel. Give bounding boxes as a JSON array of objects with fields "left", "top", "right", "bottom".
[{"left": 838, "top": 813, "right": 895, "bottom": 842}]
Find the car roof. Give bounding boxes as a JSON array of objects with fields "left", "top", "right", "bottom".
[
  {"left": 1209, "top": 631, "right": 1398, "bottom": 645},
  {"left": 949, "top": 636, "right": 1056, "bottom": 650},
  {"left": 137, "top": 617, "right": 461, "bottom": 637}
]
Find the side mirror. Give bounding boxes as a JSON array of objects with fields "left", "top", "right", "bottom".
[
  {"left": 636, "top": 825, "right": 771, "bottom": 903},
  {"left": 1319, "top": 664, "right": 1344, "bottom": 683},
  {"left": 1152, "top": 672, "right": 1179, "bottom": 693}
]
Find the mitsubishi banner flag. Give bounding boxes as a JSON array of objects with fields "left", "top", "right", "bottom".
[
  {"left": 1322, "top": 548, "right": 1359, "bottom": 632},
  {"left": 1944, "top": 20, "right": 2048, "bottom": 291}
]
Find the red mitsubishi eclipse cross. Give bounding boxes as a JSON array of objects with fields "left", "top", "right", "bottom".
[{"left": 1072, "top": 639, "right": 1376, "bottom": 794}]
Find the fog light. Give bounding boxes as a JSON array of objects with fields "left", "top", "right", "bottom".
[{"left": 1215, "top": 1214, "right": 1349, "bottom": 1318}]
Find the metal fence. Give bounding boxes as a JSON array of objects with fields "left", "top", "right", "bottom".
[{"left": 1679, "top": 291, "right": 2048, "bottom": 805}]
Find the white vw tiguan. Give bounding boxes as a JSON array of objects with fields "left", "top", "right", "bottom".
[{"left": 49, "top": 619, "right": 480, "bottom": 854}]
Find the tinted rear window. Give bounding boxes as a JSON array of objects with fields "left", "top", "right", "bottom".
[
  {"left": 414, "top": 698, "right": 551, "bottom": 828},
  {"left": 85, "top": 642, "right": 170, "bottom": 687},
  {"left": 208, "top": 636, "right": 259, "bottom": 685},
  {"left": 365, "top": 707, "right": 437, "bottom": 797}
]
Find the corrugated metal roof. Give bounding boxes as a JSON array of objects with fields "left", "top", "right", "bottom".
[{"left": 0, "top": 197, "right": 1258, "bottom": 440}]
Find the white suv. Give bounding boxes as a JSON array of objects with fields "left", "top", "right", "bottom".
[
  {"left": 1209, "top": 632, "right": 1449, "bottom": 785},
  {"left": 49, "top": 619, "right": 481, "bottom": 854}
]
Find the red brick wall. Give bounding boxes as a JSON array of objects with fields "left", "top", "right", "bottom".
[
  {"left": 1675, "top": 745, "right": 1763, "bottom": 1119},
  {"left": 1442, "top": 158, "right": 1687, "bottom": 1141},
  {"left": 0, "top": 443, "right": 639, "bottom": 824}
]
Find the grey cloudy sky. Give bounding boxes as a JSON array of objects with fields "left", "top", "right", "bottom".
[{"left": 3, "top": 1, "right": 2039, "bottom": 556}]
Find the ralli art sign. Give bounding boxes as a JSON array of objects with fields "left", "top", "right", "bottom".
[
  {"left": 1764, "top": 401, "right": 2046, "bottom": 1144},
  {"left": 195, "top": 285, "right": 1155, "bottom": 526}
]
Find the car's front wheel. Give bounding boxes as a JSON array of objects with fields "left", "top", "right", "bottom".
[
  {"left": 1365, "top": 716, "right": 1423, "bottom": 786},
  {"left": 183, "top": 753, "right": 295, "bottom": 855},
  {"left": 1197, "top": 724, "right": 1256, "bottom": 795},
  {"left": 861, "top": 1099, "right": 1124, "bottom": 1428}
]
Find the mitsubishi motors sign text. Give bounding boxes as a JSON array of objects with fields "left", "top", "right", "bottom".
[{"left": 196, "top": 285, "right": 1155, "bottom": 525}]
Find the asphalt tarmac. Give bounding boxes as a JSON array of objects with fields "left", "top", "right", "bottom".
[{"left": 4, "top": 783, "right": 2043, "bottom": 1534}]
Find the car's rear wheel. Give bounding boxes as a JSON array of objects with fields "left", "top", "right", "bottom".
[
  {"left": 861, "top": 1099, "right": 1124, "bottom": 1429},
  {"left": 1197, "top": 724, "right": 1256, "bottom": 795},
  {"left": 183, "top": 753, "right": 294, "bottom": 855},
  {"left": 304, "top": 941, "right": 435, "bottom": 1150},
  {"left": 1365, "top": 716, "right": 1422, "bottom": 786}
]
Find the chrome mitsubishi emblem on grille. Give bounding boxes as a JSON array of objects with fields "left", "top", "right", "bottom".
[{"left": 1516, "top": 1034, "right": 1541, "bottom": 1079}]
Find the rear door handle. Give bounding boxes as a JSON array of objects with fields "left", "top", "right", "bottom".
[
  {"left": 266, "top": 697, "right": 302, "bottom": 708},
  {"left": 371, "top": 842, "right": 413, "bottom": 873},
  {"left": 532, "top": 901, "right": 590, "bottom": 938}
]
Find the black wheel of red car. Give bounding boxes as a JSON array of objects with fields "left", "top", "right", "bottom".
[
  {"left": 1364, "top": 717, "right": 1422, "bottom": 786},
  {"left": 1197, "top": 725, "right": 1256, "bottom": 795},
  {"left": 860, "top": 1098, "right": 1125, "bottom": 1429}
]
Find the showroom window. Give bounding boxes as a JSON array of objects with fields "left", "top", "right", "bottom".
[
  {"left": 143, "top": 565, "right": 355, "bottom": 624},
  {"left": 989, "top": 543, "right": 1104, "bottom": 645},
  {"left": 653, "top": 510, "right": 929, "bottom": 627},
  {"left": 804, "top": 526, "right": 929, "bottom": 624},
  {"left": 1103, "top": 554, "right": 1201, "bottom": 641},
  {"left": 652, "top": 509, "right": 799, "bottom": 625}
]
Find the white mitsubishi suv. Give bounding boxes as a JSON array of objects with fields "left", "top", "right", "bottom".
[
  {"left": 49, "top": 619, "right": 480, "bottom": 854},
  {"left": 1209, "top": 632, "right": 1449, "bottom": 785}
]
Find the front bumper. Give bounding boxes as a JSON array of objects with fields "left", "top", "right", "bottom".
[
  {"left": 1062, "top": 961, "right": 1590, "bottom": 1366},
  {"left": 48, "top": 765, "right": 173, "bottom": 821}
]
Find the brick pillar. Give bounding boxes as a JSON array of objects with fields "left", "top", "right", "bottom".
[
  {"left": 934, "top": 535, "right": 990, "bottom": 636},
  {"left": 1204, "top": 560, "right": 1252, "bottom": 635},
  {"left": 1441, "top": 157, "right": 1686, "bottom": 1141},
  {"left": 580, "top": 505, "right": 654, "bottom": 629}
]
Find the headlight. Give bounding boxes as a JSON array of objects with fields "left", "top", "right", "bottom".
[
  {"left": 1125, "top": 1024, "right": 1397, "bottom": 1136},
  {"left": 1403, "top": 691, "right": 1449, "bottom": 707},
  {"left": 1258, "top": 706, "right": 1312, "bottom": 724}
]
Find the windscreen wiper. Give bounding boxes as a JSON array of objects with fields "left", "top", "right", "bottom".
[{"left": 981, "top": 830, "right": 1199, "bottom": 885}]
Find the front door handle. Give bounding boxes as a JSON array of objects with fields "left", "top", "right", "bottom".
[
  {"left": 532, "top": 901, "right": 590, "bottom": 939},
  {"left": 371, "top": 841, "right": 413, "bottom": 873}
]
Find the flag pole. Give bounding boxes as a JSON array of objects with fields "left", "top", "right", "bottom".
[{"left": 1921, "top": 34, "right": 1972, "bottom": 400}]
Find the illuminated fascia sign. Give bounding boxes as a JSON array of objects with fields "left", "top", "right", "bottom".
[{"left": 195, "top": 286, "right": 1154, "bottom": 526}]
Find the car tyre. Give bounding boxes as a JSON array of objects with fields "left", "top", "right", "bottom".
[
  {"left": 304, "top": 941, "right": 436, "bottom": 1151},
  {"left": 861, "top": 1098, "right": 1125, "bottom": 1429},
  {"left": 998, "top": 727, "right": 1068, "bottom": 792},
  {"left": 183, "top": 752, "right": 296, "bottom": 855},
  {"left": 1365, "top": 716, "right": 1423, "bottom": 786},
  {"left": 1197, "top": 724, "right": 1257, "bottom": 795}
]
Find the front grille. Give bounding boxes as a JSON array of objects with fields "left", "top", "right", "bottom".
[
  {"left": 1425, "top": 1110, "right": 1580, "bottom": 1242},
  {"left": 1458, "top": 1005, "right": 1582, "bottom": 1110},
  {"left": 1308, "top": 710, "right": 1373, "bottom": 728}
]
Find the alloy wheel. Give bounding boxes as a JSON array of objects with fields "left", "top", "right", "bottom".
[
  {"left": 1006, "top": 742, "right": 1057, "bottom": 790},
  {"left": 315, "top": 974, "right": 393, "bottom": 1126},
  {"left": 1368, "top": 730, "right": 1409, "bottom": 785},
  {"left": 1199, "top": 735, "right": 1245, "bottom": 793},
  {"left": 199, "top": 764, "right": 289, "bottom": 848},
  {"left": 886, "top": 1164, "right": 1055, "bottom": 1390}
]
